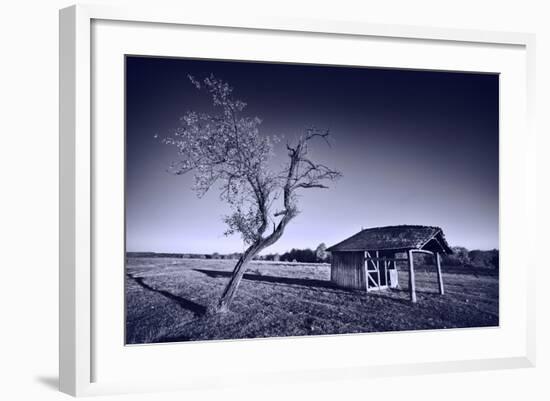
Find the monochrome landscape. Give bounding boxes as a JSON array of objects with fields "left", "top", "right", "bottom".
[{"left": 125, "top": 56, "right": 499, "bottom": 344}]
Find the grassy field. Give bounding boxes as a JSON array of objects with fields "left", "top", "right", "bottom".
[{"left": 126, "top": 257, "right": 498, "bottom": 344}]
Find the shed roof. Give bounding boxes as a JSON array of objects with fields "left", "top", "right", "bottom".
[{"left": 327, "top": 225, "right": 452, "bottom": 254}]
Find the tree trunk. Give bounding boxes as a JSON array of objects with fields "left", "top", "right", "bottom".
[
  {"left": 216, "top": 243, "right": 261, "bottom": 313},
  {"left": 215, "top": 211, "right": 291, "bottom": 313}
]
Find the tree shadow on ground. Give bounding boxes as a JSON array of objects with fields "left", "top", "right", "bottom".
[
  {"left": 193, "top": 268, "right": 431, "bottom": 306},
  {"left": 193, "top": 268, "right": 338, "bottom": 290},
  {"left": 126, "top": 273, "right": 207, "bottom": 317}
]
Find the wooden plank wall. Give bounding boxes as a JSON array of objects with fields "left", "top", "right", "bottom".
[{"left": 330, "top": 251, "right": 365, "bottom": 290}]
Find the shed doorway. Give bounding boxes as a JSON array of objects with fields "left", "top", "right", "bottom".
[{"left": 365, "top": 251, "right": 399, "bottom": 291}]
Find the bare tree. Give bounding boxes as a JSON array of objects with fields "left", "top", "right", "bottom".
[{"left": 163, "top": 75, "right": 341, "bottom": 312}]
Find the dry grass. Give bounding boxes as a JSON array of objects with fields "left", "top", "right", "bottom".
[{"left": 125, "top": 257, "right": 498, "bottom": 344}]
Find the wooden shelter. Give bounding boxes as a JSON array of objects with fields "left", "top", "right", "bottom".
[{"left": 326, "top": 225, "right": 453, "bottom": 302}]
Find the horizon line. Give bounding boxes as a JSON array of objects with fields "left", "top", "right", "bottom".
[{"left": 126, "top": 246, "right": 500, "bottom": 255}]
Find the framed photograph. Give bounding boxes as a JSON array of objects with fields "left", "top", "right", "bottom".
[{"left": 59, "top": 4, "right": 536, "bottom": 396}]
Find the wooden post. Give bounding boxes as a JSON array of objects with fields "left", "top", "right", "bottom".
[
  {"left": 376, "top": 250, "right": 381, "bottom": 290},
  {"left": 408, "top": 250, "right": 417, "bottom": 303},
  {"left": 435, "top": 252, "right": 444, "bottom": 295},
  {"left": 384, "top": 259, "right": 389, "bottom": 287},
  {"left": 393, "top": 260, "right": 399, "bottom": 288},
  {"left": 364, "top": 251, "right": 369, "bottom": 293}
]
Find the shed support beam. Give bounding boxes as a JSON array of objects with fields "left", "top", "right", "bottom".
[
  {"left": 364, "top": 251, "right": 370, "bottom": 292},
  {"left": 408, "top": 250, "right": 417, "bottom": 303},
  {"left": 376, "top": 250, "right": 381, "bottom": 291},
  {"left": 435, "top": 252, "right": 444, "bottom": 295},
  {"left": 411, "top": 249, "right": 434, "bottom": 256},
  {"left": 384, "top": 259, "right": 389, "bottom": 287}
]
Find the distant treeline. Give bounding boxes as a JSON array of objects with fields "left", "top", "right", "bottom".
[
  {"left": 262, "top": 244, "right": 330, "bottom": 264},
  {"left": 127, "top": 243, "right": 331, "bottom": 264},
  {"left": 127, "top": 245, "right": 498, "bottom": 269},
  {"left": 412, "top": 247, "right": 499, "bottom": 270},
  {"left": 445, "top": 247, "right": 499, "bottom": 269},
  {"left": 126, "top": 251, "right": 243, "bottom": 260}
]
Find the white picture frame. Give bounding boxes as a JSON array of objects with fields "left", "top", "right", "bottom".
[{"left": 59, "top": 4, "right": 536, "bottom": 397}]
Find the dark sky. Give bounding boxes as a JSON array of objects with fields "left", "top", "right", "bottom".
[{"left": 126, "top": 56, "right": 499, "bottom": 254}]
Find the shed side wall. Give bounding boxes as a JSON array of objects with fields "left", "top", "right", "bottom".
[{"left": 330, "top": 251, "right": 365, "bottom": 290}]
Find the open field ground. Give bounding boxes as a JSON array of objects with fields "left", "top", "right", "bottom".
[{"left": 126, "top": 257, "right": 498, "bottom": 344}]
